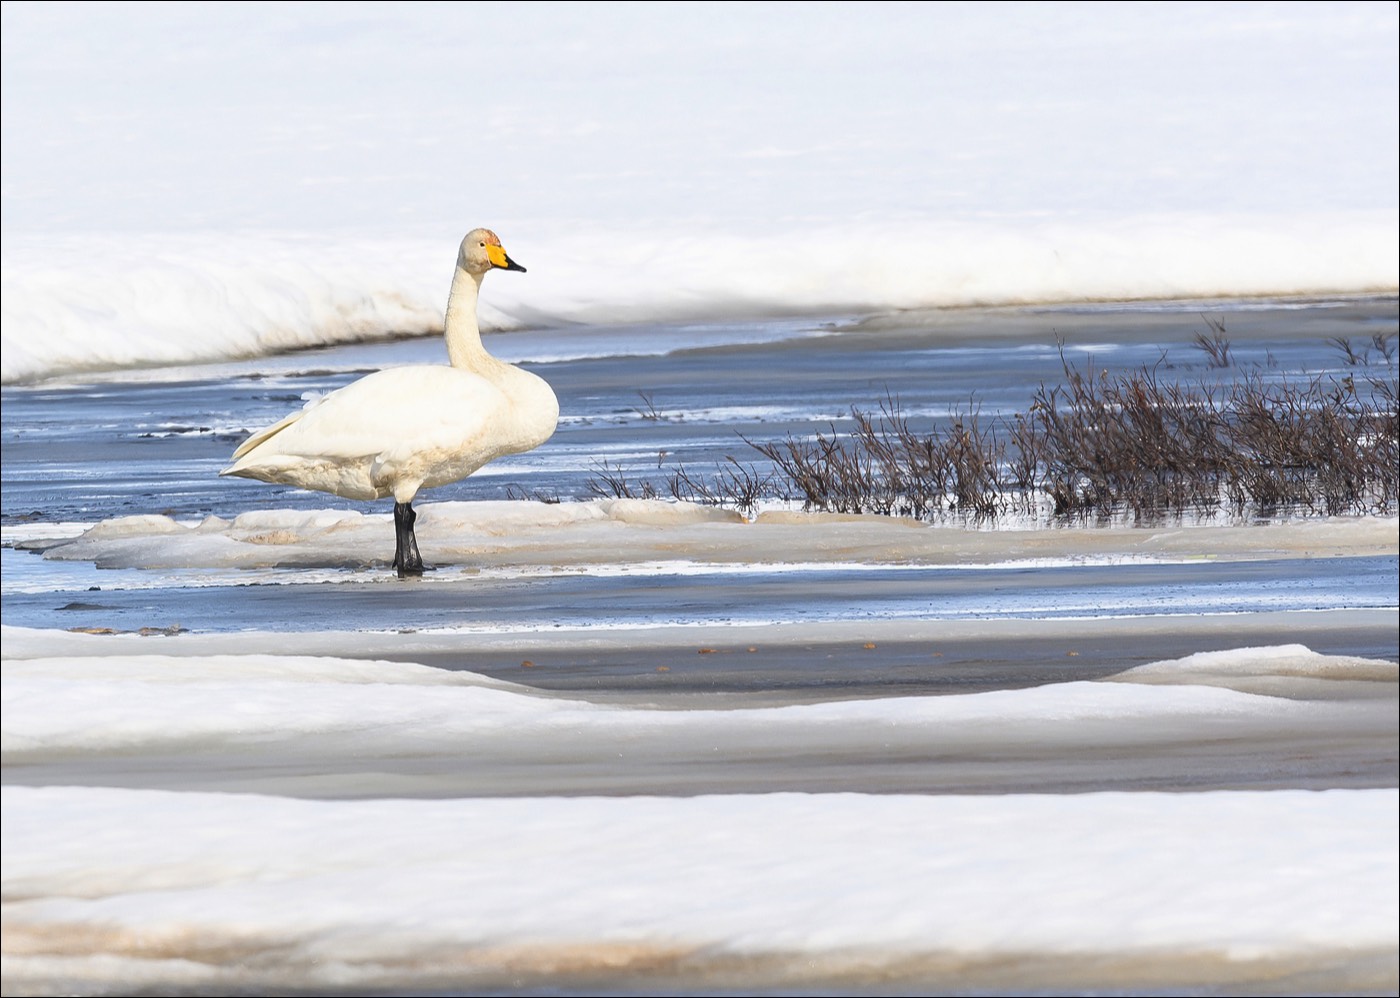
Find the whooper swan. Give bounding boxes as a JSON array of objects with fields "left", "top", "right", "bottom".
[{"left": 221, "top": 228, "right": 555, "bottom": 577}]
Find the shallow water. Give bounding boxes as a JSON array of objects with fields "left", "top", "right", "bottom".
[
  {"left": 3, "top": 297, "right": 1394, "bottom": 524},
  {"left": 2, "top": 549, "right": 1396, "bottom": 637},
  {"left": 3, "top": 297, "right": 1396, "bottom": 635},
  {"left": 2, "top": 300, "right": 1397, "bottom": 998}
]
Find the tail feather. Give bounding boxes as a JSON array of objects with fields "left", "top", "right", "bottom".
[{"left": 229, "top": 409, "right": 304, "bottom": 463}]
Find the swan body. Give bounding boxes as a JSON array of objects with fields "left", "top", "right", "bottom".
[{"left": 222, "top": 228, "right": 555, "bottom": 575}]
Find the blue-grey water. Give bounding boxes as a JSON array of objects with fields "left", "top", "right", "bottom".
[
  {"left": 4, "top": 298, "right": 1397, "bottom": 647},
  {"left": 4, "top": 300, "right": 1398, "bottom": 666},
  {"left": 4, "top": 298, "right": 1396, "bottom": 523}
]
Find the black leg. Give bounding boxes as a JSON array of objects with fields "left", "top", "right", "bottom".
[{"left": 392, "top": 500, "right": 424, "bottom": 577}]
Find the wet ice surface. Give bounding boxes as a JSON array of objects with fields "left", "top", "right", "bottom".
[
  {"left": 2, "top": 540, "right": 1396, "bottom": 635},
  {"left": 2, "top": 302, "right": 1397, "bottom": 997}
]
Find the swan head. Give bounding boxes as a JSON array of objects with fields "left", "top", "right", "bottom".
[{"left": 459, "top": 228, "right": 526, "bottom": 276}]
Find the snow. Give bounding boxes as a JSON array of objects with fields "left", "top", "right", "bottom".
[
  {"left": 3, "top": 3, "right": 1397, "bottom": 383},
  {"left": 4, "top": 220, "right": 1396, "bottom": 384},
  {"left": 3, "top": 633, "right": 1397, "bottom": 991},
  {"left": 1117, "top": 644, "right": 1400, "bottom": 683},
  {"left": 0, "top": 651, "right": 1317, "bottom": 761},
  {"left": 3, "top": 786, "right": 1395, "bottom": 991}
]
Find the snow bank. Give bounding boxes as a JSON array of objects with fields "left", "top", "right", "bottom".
[
  {"left": 4, "top": 219, "right": 1397, "bottom": 383},
  {"left": 3, "top": 785, "right": 1395, "bottom": 993},
  {"left": 1120, "top": 644, "right": 1399, "bottom": 683},
  {"left": 1, "top": 649, "right": 1307, "bottom": 763}
]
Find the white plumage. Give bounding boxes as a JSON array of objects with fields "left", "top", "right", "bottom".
[{"left": 222, "top": 228, "right": 555, "bottom": 575}]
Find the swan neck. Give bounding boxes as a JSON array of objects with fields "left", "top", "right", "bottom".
[{"left": 444, "top": 265, "right": 488, "bottom": 369}]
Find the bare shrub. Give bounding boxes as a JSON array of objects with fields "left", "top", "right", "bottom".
[
  {"left": 1329, "top": 337, "right": 1365, "bottom": 366},
  {"left": 504, "top": 484, "right": 561, "bottom": 504},
  {"left": 1364, "top": 372, "right": 1400, "bottom": 508},
  {"left": 1373, "top": 334, "right": 1396, "bottom": 364},
  {"left": 587, "top": 459, "right": 660, "bottom": 500},
  {"left": 586, "top": 343, "right": 1399, "bottom": 523},
  {"left": 1329, "top": 334, "right": 1398, "bottom": 368},
  {"left": 741, "top": 396, "right": 1007, "bottom": 520},
  {"left": 1192, "top": 316, "right": 1233, "bottom": 368},
  {"left": 668, "top": 457, "right": 779, "bottom": 518},
  {"left": 749, "top": 422, "right": 883, "bottom": 516}
]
